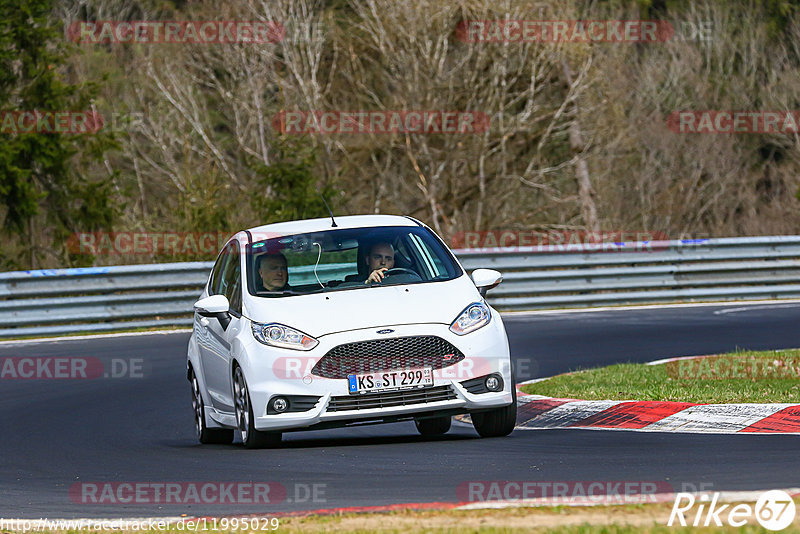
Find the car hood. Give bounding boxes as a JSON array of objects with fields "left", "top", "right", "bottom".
[{"left": 243, "top": 277, "right": 478, "bottom": 338}]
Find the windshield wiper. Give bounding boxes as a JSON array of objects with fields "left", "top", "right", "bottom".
[
  {"left": 258, "top": 288, "right": 325, "bottom": 297},
  {"left": 259, "top": 290, "right": 303, "bottom": 296}
]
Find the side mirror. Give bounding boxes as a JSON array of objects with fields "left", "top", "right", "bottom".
[
  {"left": 194, "top": 295, "right": 231, "bottom": 330},
  {"left": 471, "top": 268, "right": 503, "bottom": 297}
]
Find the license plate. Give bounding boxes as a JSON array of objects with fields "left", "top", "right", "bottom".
[{"left": 347, "top": 367, "right": 433, "bottom": 394}]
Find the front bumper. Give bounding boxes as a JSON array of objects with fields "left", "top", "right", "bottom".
[{"left": 240, "top": 321, "right": 513, "bottom": 432}]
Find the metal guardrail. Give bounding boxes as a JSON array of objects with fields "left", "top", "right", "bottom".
[{"left": 2, "top": 236, "right": 800, "bottom": 338}]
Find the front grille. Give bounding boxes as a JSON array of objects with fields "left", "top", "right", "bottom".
[
  {"left": 327, "top": 385, "right": 457, "bottom": 412},
  {"left": 311, "top": 336, "right": 465, "bottom": 379}
]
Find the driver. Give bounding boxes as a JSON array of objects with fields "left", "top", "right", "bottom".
[
  {"left": 257, "top": 253, "right": 289, "bottom": 291},
  {"left": 364, "top": 241, "right": 395, "bottom": 284}
]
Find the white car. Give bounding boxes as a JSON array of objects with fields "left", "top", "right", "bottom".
[{"left": 187, "top": 214, "right": 516, "bottom": 448}]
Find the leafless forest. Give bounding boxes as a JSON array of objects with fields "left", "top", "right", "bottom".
[{"left": 5, "top": 0, "right": 800, "bottom": 268}]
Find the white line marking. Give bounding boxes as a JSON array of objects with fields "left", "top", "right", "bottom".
[
  {"left": 0, "top": 328, "right": 192, "bottom": 346},
  {"left": 714, "top": 303, "right": 800, "bottom": 315},
  {"left": 646, "top": 354, "right": 715, "bottom": 366},
  {"left": 501, "top": 298, "right": 800, "bottom": 317}
]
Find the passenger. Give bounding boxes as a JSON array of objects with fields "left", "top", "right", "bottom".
[{"left": 257, "top": 253, "right": 289, "bottom": 291}]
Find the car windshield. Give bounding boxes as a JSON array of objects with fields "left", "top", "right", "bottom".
[{"left": 246, "top": 225, "right": 462, "bottom": 297}]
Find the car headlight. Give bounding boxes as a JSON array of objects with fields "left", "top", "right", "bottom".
[
  {"left": 251, "top": 322, "right": 318, "bottom": 351},
  {"left": 449, "top": 302, "right": 491, "bottom": 335}
]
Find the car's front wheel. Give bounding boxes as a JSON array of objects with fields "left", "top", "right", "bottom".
[
  {"left": 414, "top": 416, "right": 452, "bottom": 436},
  {"left": 233, "top": 366, "right": 282, "bottom": 449},
  {"left": 191, "top": 370, "right": 233, "bottom": 445},
  {"left": 471, "top": 383, "right": 517, "bottom": 438}
]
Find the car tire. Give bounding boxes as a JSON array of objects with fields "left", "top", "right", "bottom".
[
  {"left": 414, "top": 416, "right": 452, "bottom": 436},
  {"left": 191, "top": 370, "right": 234, "bottom": 445},
  {"left": 233, "top": 366, "right": 282, "bottom": 449},
  {"left": 471, "top": 381, "right": 517, "bottom": 438}
]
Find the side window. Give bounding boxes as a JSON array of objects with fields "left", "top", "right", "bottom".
[
  {"left": 208, "top": 248, "right": 228, "bottom": 296},
  {"left": 228, "top": 271, "right": 242, "bottom": 315},
  {"left": 220, "top": 245, "right": 242, "bottom": 315}
]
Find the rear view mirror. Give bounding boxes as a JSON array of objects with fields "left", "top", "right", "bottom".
[
  {"left": 194, "top": 295, "right": 231, "bottom": 329},
  {"left": 471, "top": 269, "right": 503, "bottom": 297}
]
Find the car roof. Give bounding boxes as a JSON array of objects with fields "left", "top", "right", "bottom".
[{"left": 245, "top": 214, "right": 421, "bottom": 240}]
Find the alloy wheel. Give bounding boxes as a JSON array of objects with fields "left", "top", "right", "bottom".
[{"left": 234, "top": 367, "right": 250, "bottom": 443}]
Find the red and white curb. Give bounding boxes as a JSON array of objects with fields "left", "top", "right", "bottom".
[
  {"left": 514, "top": 381, "right": 800, "bottom": 434},
  {"left": 234, "top": 488, "right": 800, "bottom": 512},
  {"left": 13, "top": 488, "right": 800, "bottom": 525}
]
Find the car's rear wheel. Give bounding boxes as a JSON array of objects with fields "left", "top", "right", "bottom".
[
  {"left": 471, "top": 381, "right": 517, "bottom": 438},
  {"left": 191, "top": 370, "right": 233, "bottom": 444},
  {"left": 414, "top": 415, "right": 452, "bottom": 436},
  {"left": 233, "top": 366, "right": 282, "bottom": 449}
]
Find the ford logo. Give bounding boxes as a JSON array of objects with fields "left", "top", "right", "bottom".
[{"left": 376, "top": 329, "right": 394, "bottom": 334}]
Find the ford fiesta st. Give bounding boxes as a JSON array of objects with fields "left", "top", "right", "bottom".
[{"left": 187, "top": 214, "right": 515, "bottom": 448}]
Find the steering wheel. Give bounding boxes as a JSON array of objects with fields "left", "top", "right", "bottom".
[{"left": 384, "top": 268, "right": 420, "bottom": 278}]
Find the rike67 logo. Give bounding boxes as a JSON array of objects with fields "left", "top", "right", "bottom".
[{"left": 668, "top": 490, "right": 796, "bottom": 531}]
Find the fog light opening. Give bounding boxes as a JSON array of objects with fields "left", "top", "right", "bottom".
[
  {"left": 271, "top": 396, "right": 289, "bottom": 413},
  {"left": 485, "top": 375, "right": 503, "bottom": 392}
]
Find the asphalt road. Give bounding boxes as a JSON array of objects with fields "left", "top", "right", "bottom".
[{"left": 2, "top": 303, "right": 799, "bottom": 518}]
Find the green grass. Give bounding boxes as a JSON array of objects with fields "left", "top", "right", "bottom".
[{"left": 521, "top": 349, "right": 800, "bottom": 403}]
